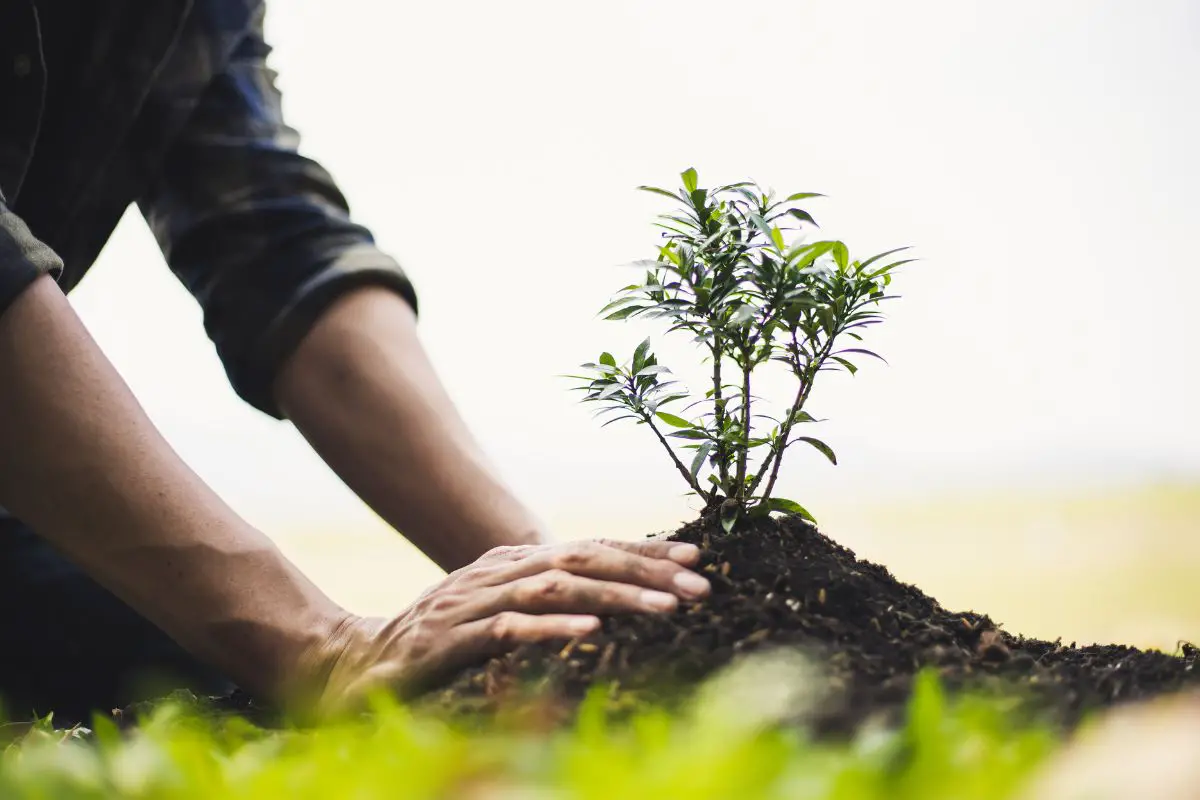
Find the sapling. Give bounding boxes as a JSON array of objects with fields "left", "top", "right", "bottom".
[{"left": 569, "top": 168, "right": 911, "bottom": 531}]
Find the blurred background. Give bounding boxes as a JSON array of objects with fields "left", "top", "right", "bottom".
[{"left": 71, "top": 0, "right": 1199, "bottom": 651}]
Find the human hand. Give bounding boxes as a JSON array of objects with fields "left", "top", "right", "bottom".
[{"left": 299, "top": 538, "right": 710, "bottom": 718}]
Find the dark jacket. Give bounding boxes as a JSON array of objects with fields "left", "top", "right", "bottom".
[{"left": 0, "top": 0, "right": 417, "bottom": 417}]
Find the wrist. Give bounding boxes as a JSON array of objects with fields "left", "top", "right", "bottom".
[{"left": 285, "top": 613, "right": 397, "bottom": 721}]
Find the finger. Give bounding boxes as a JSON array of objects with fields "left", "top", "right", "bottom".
[
  {"left": 478, "top": 540, "right": 710, "bottom": 600},
  {"left": 455, "top": 570, "right": 682, "bottom": 623},
  {"left": 436, "top": 543, "right": 549, "bottom": 590},
  {"left": 421, "top": 612, "right": 601, "bottom": 683},
  {"left": 596, "top": 538, "right": 703, "bottom": 566},
  {"left": 475, "top": 543, "right": 543, "bottom": 564}
]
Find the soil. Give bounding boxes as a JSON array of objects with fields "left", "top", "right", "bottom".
[
  {"left": 418, "top": 511, "right": 1200, "bottom": 737},
  {"left": 109, "top": 511, "right": 1200, "bottom": 738}
]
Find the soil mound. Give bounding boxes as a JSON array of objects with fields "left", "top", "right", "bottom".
[{"left": 424, "top": 512, "right": 1200, "bottom": 736}]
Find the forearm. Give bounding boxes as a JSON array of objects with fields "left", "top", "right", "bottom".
[
  {"left": 273, "top": 286, "right": 545, "bottom": 573},
  {"left": 0, "top": 276, "right": 347, "bottom": 702}
]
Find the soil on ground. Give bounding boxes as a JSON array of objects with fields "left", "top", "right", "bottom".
[
  {"left": 110, "top": 511, "right": 1199, "bottom": 737},
  {"left": 419, "top": 511, "right": 1200, "bottom": 737}
]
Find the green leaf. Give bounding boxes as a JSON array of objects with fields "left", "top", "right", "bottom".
[
  {"left": 579, "top": 362, "right": 620, "bottom": 375},
  {"left": 832, "top": 242, "right": 849, "bottom": 271},
  {"left": 635, "top": 365, "right": 672, "bottom": 378},
  {"left": 633, "top": 338, "right": 652, "bottom": 372},
  {"left": 669, "top": 429, "right": 712, "bottom": 441},
  {"left": 729, "top": 304, "right": 756, "bottom": 327},
  {"left": 599, "top": 352, "right": 617, "bottom": 368},
  {"left": 795, "top": 436, "right": 837, "bottom": 465},
  {"left": 599, "top": 414, "right": 638, "bottom": 428},
  {"left": 836, "top": 347, "right": 888, "bottom": 365},
  {"left": 770, "top": 227, "right": 786, "bottom": 250},
  {"left": 681, "top": 168, "right": 699, "bottom": 193},
  {"left": 690, "top": 441, "right": 714, "bottom": 481},
  {"left": 605, "top": 305, "right": 646, "bottom": 321},
  {"left": 597, "top": 296, "right": 645, "bottom": 317},
  {"left": 831, "top": 356, "right": 857, "bottom": 375},
  {"left": 638, "top": 186, "right": 681, "bottom": 202},
  {"left": 720, "top": 501, "right": 739, "bottom": 534},
  {"left": 748, "top": 213, "right": 774, "bottom": 241},
  {"left": 785, "top": 192, "right": 824, "bottom": 202},
  {"left": 865, "top": 259, "right": 917, "bottom": 280},
  {"left": 758, "top": 497, "right": 817, "bottom": 523},
  {"left": 788, "top": 209, "right": 818, "bottom": 227},
  {"left": 787, "top": 240, "right": 837, "bottom": 268},
  {"left": 655, "top": 411, "right": 691, "bottom": 428},
  {"left": 857, "top": 246, "right": 911, "bottom": 272}
]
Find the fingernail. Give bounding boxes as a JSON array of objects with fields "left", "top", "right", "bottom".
[
  {"left": 673, "top": 570, "right": 711, "bottom": 598},
  {"left": 569, "top": 617, "right": 600, "bottom": 634},
  {"left": 667, "top": 544, "right": 700, "bottom": 564},
  {"left": 640, "top": 590, "right": 678, "bottom": 612}
]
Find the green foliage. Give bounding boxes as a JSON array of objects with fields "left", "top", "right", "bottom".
[
  {"left": 571, "top": 169, "right": 911, "bottom": 520},
  {"left": 0, "top": 669, "right": 1058, "bottom": 799}
]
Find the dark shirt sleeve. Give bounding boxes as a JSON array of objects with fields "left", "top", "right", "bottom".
[
  {"left": 137, "top": 8, "right": 418, "bottom": 419},
  {"left": 0, "top": 199, "right": 63, "bottom": 316}
]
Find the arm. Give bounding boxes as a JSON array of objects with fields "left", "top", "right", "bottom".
[
  {"left": 273, "top": 286, "right": 544, "bottom": 572},
  {"left": 137, "top": 8, "right": 542, "bottom": 570},
  {"left": 0, "top": 275, "right": 708, "bottom": 720},
  {"left": 0, "top": 254, "right": 347, "bottom": 705}
]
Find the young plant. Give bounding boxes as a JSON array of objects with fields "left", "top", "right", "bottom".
[{"left": 569, "top": 168, "right": 911, "bottom": 530}]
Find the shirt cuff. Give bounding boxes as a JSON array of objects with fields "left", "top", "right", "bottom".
[
  {"left": 0, "top": 202, "right": 64, "bottom": 315},
  {"left": 233, "top": 243, "right": 420, "bottom": 419}
]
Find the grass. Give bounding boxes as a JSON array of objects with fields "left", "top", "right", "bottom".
[{"left": 0, "top": 659, "right": 1062, "bottom": 800}]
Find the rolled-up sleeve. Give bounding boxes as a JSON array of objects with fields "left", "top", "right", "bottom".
[
  {"left": 137, "top": 8, "right": 417, "bottom": 419},
  {"left": 0, "top": 200, "right": 63, "bottom": 316}
]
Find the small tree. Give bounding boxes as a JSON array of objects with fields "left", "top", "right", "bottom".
[{"left": 570, "top": 168, "right": 911, "bottom": 531}]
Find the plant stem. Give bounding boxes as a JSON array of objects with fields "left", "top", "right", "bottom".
[
  {"left": 643, "top": 413, "right": 706, "bottom": 496},
  {"left": 733, "top": 354, "right": 752, "bottom": 503},
  {"left": 754, "top": 368, "right": 809, "bottom": 502},
  {"left": 709, "top": 337, "right": 731, "bottom": 495},
  {"left": 752, "top": 331, "right": 836, "bottom": 501}
]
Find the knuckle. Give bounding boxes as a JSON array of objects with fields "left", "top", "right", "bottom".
[
  {"left": 551, "top": 548, "right": 589, "bottom": 571},
  {"left": 489, "top": 611, "right": 521, "bottom": 643},
  {"left": 626, "top": 554, "right": 656, "bottom": 580},
  {"left": 552, "top": 541, "right": 605, "bottom": 571},
  {"left": 484, "top": 545, "right": 518, "bottom": 560},
  {"left": 597, "top": 584, "right": 630, "bottom": 608},
  {"left": 517, "top": 570, "right": 570, "bottom": 603}
]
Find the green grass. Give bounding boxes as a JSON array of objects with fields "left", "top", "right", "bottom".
[{"left": 1, "top": 662, "right": 1061, "bottom": 800}]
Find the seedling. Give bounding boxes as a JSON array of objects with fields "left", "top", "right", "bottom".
[{"left": 570, "top": 168, "right": 911, "bottom": 530}]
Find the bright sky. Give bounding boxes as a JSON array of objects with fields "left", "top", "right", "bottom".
[{"left": 70, "top": 0, "right": 1200, "bottom": 542}]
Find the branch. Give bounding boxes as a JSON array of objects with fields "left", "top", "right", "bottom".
[
  {"left": 752, "top": 287, "right": 863, "bottom": 500},
  {"left": 709, "top": 336, "right": 731, "bottom": 494},
  {"left": 750, "top": 333, "right": 827, "bottom": 500},
  {"left": 755, "top": 372, "right": 810, "bottom": 502},
  {"left": 643, "top": 413, "right": 706, "bottom": 496},
  {"left": 733, "top": 353, "right": 753, "bottom": 503}
]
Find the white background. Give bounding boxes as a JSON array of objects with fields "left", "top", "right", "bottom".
[{"left": 72, "top": 0, "right": 1200, "bottom": 548}]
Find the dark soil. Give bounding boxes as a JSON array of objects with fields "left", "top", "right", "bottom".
[{"left": 419, "top": 511, "right": 1200, "bottom": 737}]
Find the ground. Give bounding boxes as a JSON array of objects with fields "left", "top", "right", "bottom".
[
  {"left": 428, "top": 511, "right": 1199, "bottom": 737},
  {"left": 4, "top": 490, "right": 1199, "bottom": 798}
]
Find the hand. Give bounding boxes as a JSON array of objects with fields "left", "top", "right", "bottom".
[{"left": 299, "top": 538, "right": 710, "bottom": 718}]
